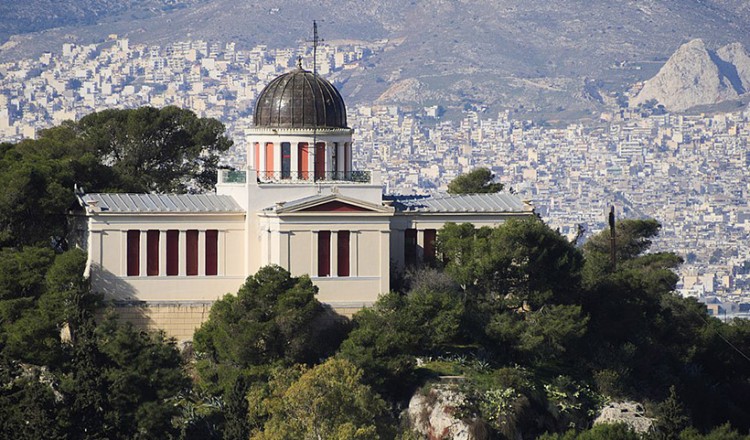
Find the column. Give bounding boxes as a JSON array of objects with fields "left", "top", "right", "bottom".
[
  {"left": 218, "top": 230, "right": 226, "bottom": 276},
  {"left": 291, "top": 142, "right": 299, "bottom": 178},
  {"left": 330, "top": 230, "right": 338, "bottom": 277},
  {"left": 139, "top": 230, "right": 147, "bottom": 277},
  {"left": 326, "top": 142, "right": 333, "bottom": 175},
  {"left": 311, "top": 231, "right": 319, "bottom": 276},
  {"left": 379, "top": 230, "right": 391, "bottom": 293},
  {"left": 120, "top": 231, "right": 128, "bottom": 276},
  {"left": 337, "top": 142, "right": 345, "bottom": 174},
  {"left": 352, "top": 231, "right": 360, "bottom": 277},
  {"left": 259, "top": 139, "right": 267, "bottom": 177},
  {"left": 416, "top": 228, "right": 425, "bottom": 263},
  {"left": 346, "top": 142, "right": 353, "bottom": 173},
  {"left": 159, "top": 230, "right": 167, "bottom": 276},
  {"left": 178, "top": 230, "right": 187, "bottom": 276},
  {"left": 198, "top": 230, "right": 206, "bottom": 276}
]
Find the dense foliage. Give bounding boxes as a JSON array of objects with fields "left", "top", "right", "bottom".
[
  {"left": 446, "top": 167, "right": 504, "bottom": 194},
  {"left": 1, "top": 114, "right": 749, "bottom": 438},
  {"left": 193, "top": 265, "right": 348, "bottom": 393},
  {"left": 0, "top": 111, "right": 229, "bottom": 439},
  {"left": 0, "top": 106, "right": 231, "bottom": 249}
]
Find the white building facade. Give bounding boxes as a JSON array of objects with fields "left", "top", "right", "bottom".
[{"left": 77, "top": 66, "right": 534, "bottom": 340}]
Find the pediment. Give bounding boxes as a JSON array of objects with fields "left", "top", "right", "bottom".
[
  {"left": 274, "top": 194, "right": 393, "bottom": 214},
  {"left": 299, "top": 201, "right": 373, "bottom": 212}
]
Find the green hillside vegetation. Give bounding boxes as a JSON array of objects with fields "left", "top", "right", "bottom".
[{"left": 0, "top": 115, "right": 749, "bottom": 439}]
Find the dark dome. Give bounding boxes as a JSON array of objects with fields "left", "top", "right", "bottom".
[{"left": 253, "top": 68, "right": 348, "bottom": 129}]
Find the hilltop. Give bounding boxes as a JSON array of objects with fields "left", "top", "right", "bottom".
[
  {"left": 631, "top": 39, "right": 750, "bottom": 112},
  {"left": 1, "top": 0, "right": 750, "bottom": 120}
]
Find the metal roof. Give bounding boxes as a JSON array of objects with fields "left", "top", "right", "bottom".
[
  {"left": 390, "top": 193, "right": 533, "bottom": 214},
  {"left": 80, "top": 193, "right": 244, "bottom": 213}
]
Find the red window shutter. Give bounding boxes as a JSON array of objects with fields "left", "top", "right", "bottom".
[
  {"left": 205, "top": 230, "right": 218, "bottom": 276},
  {"left": 298, "top": 142, "right": 309, "bottom": 179},
  {"left": 186, "top": 230, "right": 198, "bottom": 276},
  {"left": 424, "top": 229, "right": 437, "bottom": 264},
  {"left": 127, "top": 230, "right": 140, "bottom": 276},
  {"left": 337, "top": 231, "right": 350, "bottom": 277},
  {"left": 315, "top": 142, "right": 326, "bottom": 180},
  {"left": 318, "top": 231, "right": 331, "bottom": 277},
  {"left": 146, "top": 230, "right": 159, "bottom": 276},
  {"left": 166, "top": 230, "right": 179, "bottom": 276},
  {"left": 405, "top": 228, "right": 417, "bottom": 267},
  {"left": 265, "top": 142, "right": 274, "bottom": 175}
]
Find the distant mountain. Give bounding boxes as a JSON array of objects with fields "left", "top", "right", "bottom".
[
  {"left": 2, "top": 0, "right": 750, "bottom": 120},
  {"left": 631, "top": 39, "right": 750, "bottom": 112}
]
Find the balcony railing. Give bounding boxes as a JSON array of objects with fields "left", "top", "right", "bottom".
[
  {"left": 258, "top": 170, "right": 371, "bottom": 183},
  {"left": 220, "top": 169, "right": 247, "bottom": 184}
]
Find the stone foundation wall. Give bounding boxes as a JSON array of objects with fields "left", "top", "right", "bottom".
[
  {"left": 104, "top": 302, "right": 213, "bottom": 343},
  {"left": 104, "top": 301, "right": 362, "bottom": 343}
]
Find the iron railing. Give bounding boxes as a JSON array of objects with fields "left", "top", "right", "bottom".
[{"left": 258, "top": 170, "right": 371, "bottom": 183}]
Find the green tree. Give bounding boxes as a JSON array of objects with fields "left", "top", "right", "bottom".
[
  {"left": 72, "top": 106, "right": 232, "bottom": 192},
  {"left": 194, "top": 265, "right": 335, "bottom": 391},
  {"left": 435, "top": 219, "right": 586, "bottom": 365},
  {"left": 447, "top": 167, "right": 503, "bottom": 194},
  {"left": 680, "top": 423, "right": 750, "bottom": 440},
  {"left": 253, "top": 359, "right": 391, "bottom": 440},
  {"left": 224, "top": 376, "right": 251, "bottom": 440},
  {"left": 0, "top": 107, "right": 231, "bottom": 248},
  {"left": 651, "top": 386, "right": 689, "bottom": 440},
  {"left": 337, "top": 291, "right": 424, "bottom": 399},
  {"left": 538, "top": 423, "right": 640, "bottom": 440},
  {"left": 0, "top": 364, "right": 66, "bottom": 440}
]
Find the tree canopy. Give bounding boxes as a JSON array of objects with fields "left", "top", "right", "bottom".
[
  {"left": 0, "top": 107, "right": 231, "bottom": 249},
  {"left": 193, "top": 265, "right": 345, "bottom": 392},
  {"left": 446, "top": 167, "right": 504, "bottom": 194}
]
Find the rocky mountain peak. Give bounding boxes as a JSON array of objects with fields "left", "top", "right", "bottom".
[{"left": 631, "top": 38, "right": 750, "bottom": 112}]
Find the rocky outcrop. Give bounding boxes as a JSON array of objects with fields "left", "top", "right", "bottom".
[
  {"left": 717, "top": 42, "right": 750, "bottom": 93},
  {"left": 594, "top": 401, "right": 654, "bottom": 434},
  {"left": 406, "top": 385, "right": 488, "bottom": 440},
  {"left": 630, "top": 39, "right": 749, "bottom": 112},
  {"left": 631, "top": 39, "right": 750, "bottom": 112}
]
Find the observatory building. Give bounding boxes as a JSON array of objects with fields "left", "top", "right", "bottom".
[{"left": 76, "top": 64, "right": 534, "bottom": 340}]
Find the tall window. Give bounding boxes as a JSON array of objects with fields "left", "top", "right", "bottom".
[
  {"left": 146, "top": 230, "right": 160, "bottom": 276},
  {"left": 166, "top": 230, "right": 179, "bottom": 276},
  {"left": 337, "top": 231, "right": 350, "bottom": 277},
  {"left": 298, "top": 142, "right": 310, "bottom": 179},
  {"left": 318, "top": 231, "right": 331, "bottom": 277},
  {"left": 205, "top": 230, "right": 218, "bottom": 276},
  {"left": 424, "top": 229, "right": 437, "bottom": 264},
  {"left": 315, "top": 142, "right": 326, "bottom": 180},
  {"left": 331, "top": 142, "right": 339, "bottom": 178},
  {"left": 186, "top": 230, "right": 198, "bottom": 276},
  {"left": 281, "top": 142, "right": 291, "bottom": 179},
  {"left": 253, "top": 142, "right": 260, "bottom": 170},
  {"left": 404, "top": 228, "right": 417, "bottom": 267},
  {"left": 127, "top": 230, "right": 140, "bottom": 276},
  {"left": 264, "top": 142, "right": 274, "bottom": 177}
]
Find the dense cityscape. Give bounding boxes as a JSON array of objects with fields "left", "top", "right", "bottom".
[{"left": 2, "top": 35, "right": 749, "bottom": 318}]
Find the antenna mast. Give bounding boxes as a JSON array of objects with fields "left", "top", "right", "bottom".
[{"left": 308, "top": 21, "right": 324, "bottom": 181}]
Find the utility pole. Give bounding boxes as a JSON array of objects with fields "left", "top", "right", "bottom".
[{"left": 609, "top": 205, "right": 617, "bottom": 270}]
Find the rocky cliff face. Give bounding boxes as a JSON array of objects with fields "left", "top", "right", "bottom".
[
  {"left": 631, "top": 39, "right": 750, "bottom": 112},
  {"left": 406, "top": 385, "right": 489, "bottom": 440}
]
